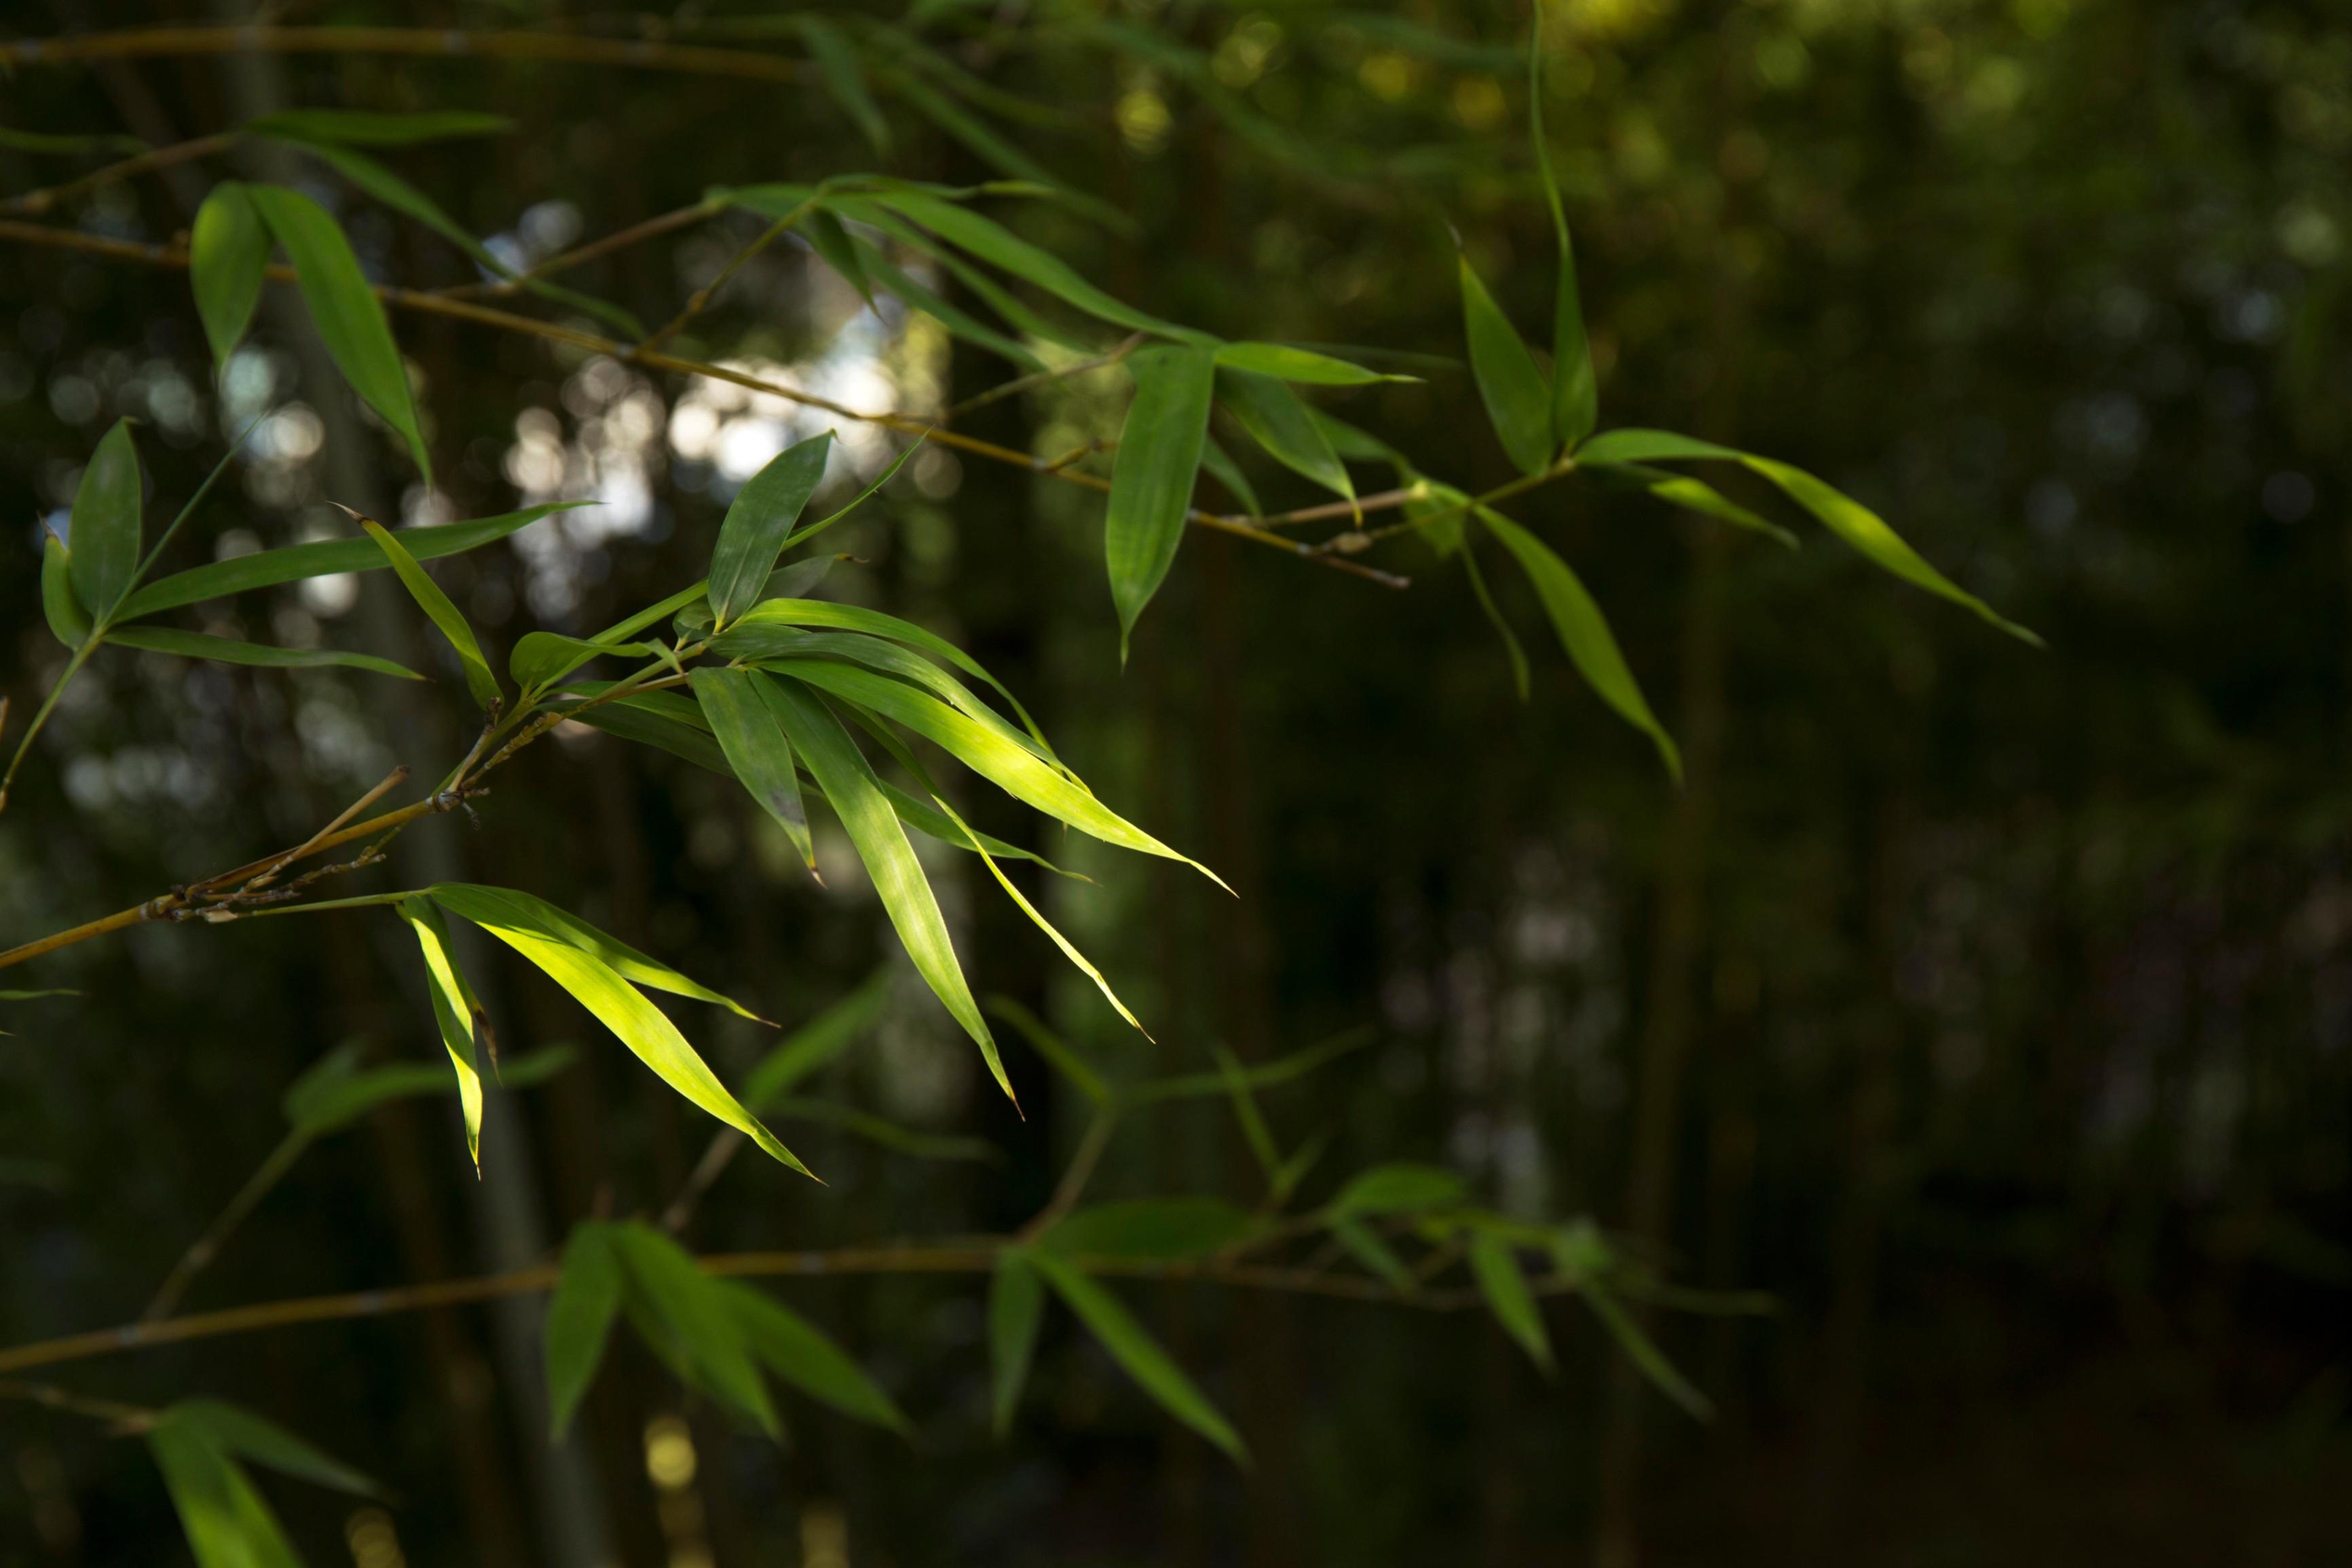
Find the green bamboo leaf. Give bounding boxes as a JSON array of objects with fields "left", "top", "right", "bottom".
[
  {"left": 1583, "top": 1282, "right": 1714, "bottom": 1419},
  {"left": 191, "top": 181, "right": 268, "bottom": 368},
  {"left": 1028, "top": 1253, "right": 1248, "bottom": 1462},
  {"left": 782, "top": 438, "right": 922, "bottom": 554},
  {"left": 821, "top": 195, "right": 1094, "bottom": 352},
  {"left": 1332, "top": 1218, "right": 1414, "bottom": 1292},
  {"left": 69, "top": 419, "right": 141, "bottom": 620},
  {"left": 1572, "top": 428, "right": 2039, "bottom": 642},
  {"left": 400, "top": 894, "right": 486, "bottom": 1170},
  {"left": 1462, "top": 541, "right": 1531, "bottom": 698},
  {"left": 241, "top": 109, "right": 513, "bottom": 145},
  {"left": 359, "top": 518, "right": 499, "bottom": 708},
  {"left": 841, "top": 226, "right": 1045, "bottom": 369},
  {"left": 768, "top": 1096, "right": 1001, "bottom": 1163},
  {"left": 1212, "top": 1044, "right": 1284, "bottom": 1185},
  {"left": 1217, "top": 369, "right": 1353, "bottom": 501},
  {"left": 1197, "top": 434, "right": 1262, "bottom": 517},
  {"left": 1529, "top": 37, "right": 1596, "bottom": 449},
  {"left": 567, "top": 692, "right": 732, "bottom": 774},
  {"left": 1041, "top": 1198, "right": 1264, "bottom": 1262},
  {"left": 1469, "top": 1233, "right": 1554, "bottom": 1373},
  {"left": 1582, "top": 461, "right": 1797, "bottom": 547},
  {"left": 246, "top": 185, "right": 431, "bottom": 479},
  {"left": 0, "top": 988, "right": 78, "bottom": 1003},
  {"left": 856, "top": 189, "right": 1182, "bottom": 337},
  {"left": 40, "top": 533, "right": 91, "bottom": 647},
  {"left": 1477, "top": 509, "right": 1680, "bottom": 781},
  {"left": 714, "top": 597, "right": 1049, "bottom": 748},
  {"left": 760, "top": 676, "right": 1011, "bottom": 1103},
  {"left": 508, "top": 631, "right": 652, "bottom": 694},
  {"left": 741, "top": 971, "right": 889, "bottom": 1108},
  {"left": 877, "top": 71, "right": 1132, "bottom": 235},
  {"left": 766, "top": 658, "right": 1218, "bottom": 885},
  {"left": 881, "top": 781, "right": 1074, "bottom": 874},
  {"left": 989, "top": 1251, "right": 1045, "bottom": 1438},
  {"left": 433, "top": 891, "right": 808, "bottom": 1176},
  {"left": 119, "top": 503, "right": 579, "bottom": 620},
  {"left": 1126, "top": 1028, "right": 1373, "bottom": 1104},
  {"left": 802, "top": 206, "right": 876, "bottom": 309},
  {"left": 0, "top": 126, "right": 149, "bottom": 155},
  {"left": 1307, "top": 407, "right": 1408, "bottom": 465},
  {"left": 692, "top": 667, "right": 818, "bottom": 877},
  {"left": 709, "top": 433, "right": 833, "bottom": 628},
  {"left": 146, "top": 1417, "right": 303, "bottom": 1568},
  {"left": 1328, "top": 1163, "right": 1468, "bottom": 1218},
  {"left": 428, "top": 882, "right": 767, "bottom": 1024},
  {"left": 1459, "top": 250, "right": 1554, "bottom": 477},
  {"left": 983, "top": 995, "right": 1110, "bottom": 1106},
  {"left": 1211, "top": 341, "right": 1400, "bottom": 385},
  {"left": 732, "top": 630, "right": 1058, "bottom": 770},
  {"left": 722, "top": 1280, "right": 911, "bottom": 1433},
  {"left": 108, "top": 626, "right": 420, "bottom": 681},
  {"left": 800, "top": 19, "right": 892, "bottom": 156},
  {"left": 282, "top": 1045, "right": 571, "bottom": 1137},
  {"left": 544, "top": 1222, "right": 624, "bottom": 1438},
  {"left": 165, "top": 1400, "right": 379, "bottom": 1496},
  {"left": 609, "top": 1222, "right": 779, "bottom": 1436},
  {"left": 1106, "top": 343, "right": 1218, "bottom": 654}
]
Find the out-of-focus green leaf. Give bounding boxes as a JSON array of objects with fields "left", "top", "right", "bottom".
[
  {"left": 842, "top": 227, "right": 1044, "bottom": 369},
  {"left": 400, "top": 894, "right": 485, "bottom": 1170},
  {"left": 693, "top": 668, "right": 817, "bottom": 877},
  {"left": 709, "top": 434, "right": 833, "bottom": 628},
  {"left": 1197, "top": 434, "right": 1261, "bottom": 517},
  {"left": 1572, "top": 428, "right": 2039, "bottom": 642},
  {"left": 246, "top": 185, "right": 430, "bottom": 478},
  {"left": 1218, "top": 369, "right": 1353, "bottom": 501},
  {"left": 1460, "top": 544, "right": 1530, "bottom": 698},
  {"left": 1477, "top": 510, "right": 1681, "bottom": 782},
  {"left": 877, "top": 71, "right": 1130, "bottom": 234},
  {"left": 191, "top": 181, "right": 268, "bottom": 368},
  {"left": 983, "top": 995, "right": 1109, "bottom": 1106},
  {"left": 428, "top": 882, "right": 768, "bottom": 1026},
  {"left": 119, "top": 504, "right": 579, "bottom": 620},
  {"left": 1332, "top": 1217, "right": 1413, "bottom": 1292},
  {"left": 1469, "top": 1233, "right": 1554, "bottom": 1373},
  {"left": 1212, "top": 341, "right": 1398, "bottom": 385},
  {"left": 241, "top": 109, "right": 512, "bottom": 145},
  {"left": 1529, "top": 41, "right": 1595, "bottom": 451},
  {"left": 1041, "top": 1198, "right": 1264, "bottom": 1261},
  {"left": 1328, "top": 1163, "right": 1468, "bottom": 1218},
  {"left": 828, "top": 195, "right": 1097, "bottom": 352},
  {"left": 280, "top": 1045, "right": 572, "bottom": 1138},
  {"left": 0, "top": 126, "right": 148, "bottom": 155},
  {"left": 1583, "top": 461, "right": 1797, "bottom": 547},
  {"left": 855, "top": 189, "right": 1182, "bottom": 337},
  {"left": 0, "top": 988, "right": 78, "bottom": 1002},
  {"left": 801, "top": 19, "right": 892, "bottom": 156},
  {"left": 360, "top": 519, "right": 498, "bottom": 707},
  {"left": 609, "top": 1223, "right": 779, "bottom": 1436},
  {"left": 768, "top": 1096, "right": 1000, "bottom": 1163},
  {"left": 1308, "top": 407, "right": 1407, "bottom": 466},
  {"left": 433, "top": 891, "right": 808, "bottom": 1176},
  {"left": 989, "top": 1252, "right": 1046, "bottom": 1438},
  {"left": 68, "top": 419, "right": 140, "bottom": 620},
  {"left": 762, "top": 675, "right": 1009, "bottom": 1101},
  {"left": 722, "top": 1280, "right": 910, "bottom": 1433},
  {"left": 1126, "top": 1028, "right": 1373, "bottom": 1103},
  {"left": 165, "top": 1400, "right": 379, "bottom": 1496},
  {"left": 1028, "top": 1253, "right": 1247, "bottom": 1461},
  {"left": 509, "top": 631, "right": 652, "bottom": 694},
  {"left": 1458, "top": 250, "right": 1554, "bottom": 477},
  {"left": 741, "top": 973, "right": 888, "bottom": 1112},
  {"left": 1105, "top": 343, "right": 1217, "bottom": 654},
  {"left": 1582, "top": 1282, "right": 1714, "bottom": 1419},
  {"left": 107, "top": 627, "right": 419, "bottom": 680},
  {"left": 544, "top": 1222, "right": 624, "bottom": 1438},
  {"left": 803, "top": 206, "right": 876, "bottom": 308},
  {"left": 146, "top": 1416, "right": 302, "bottom": 1568},
  {"left": 40, "top": 534, "right": 91, "bottom": 647}
]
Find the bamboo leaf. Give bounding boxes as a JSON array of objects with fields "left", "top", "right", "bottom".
[
  {"left": 400, "top": 895, "right": 485, "bottom": 1170},
  {"left": 1529, "top": 38, "right": 1596, "bottom": 449},
  {"left": 802, "top": 207, "right": 876, "bottom": 308},
  {"left": 359, "top": 518, "right": 499, "bottom": 707},
  {"left": 1582, "top": 461, "right": 1797, "bottom": 548},
  {"left": 241, "top": 109, "right": 512, "bottom": 145},
  {"left": 983, "top": 995, "right": 1111, "bottom": 1106},
  {"left": 1332, "top": 1218, "right": 1414, "bottom": 1292},
  {"left": 722, "top": 1280, "right": 911, "bottom": 1433},
  {"left": 165, "top": 1400, "right": 379, "bottom": 1496},
  {"left": 119, "top": 503, "right": 578, "bottom": 620},
  {"left": 282, "top": 1044, "right": 572, "bottom": 1138},
  {"left": 734, "top": 630, "right": 1059, "bottom": 775},
  {"left": 842, "top": 227, "right": 1044, "bottom": 369},
  {"left": 69, "top": 418, "right": 141, "bottom": 620},
  {"left": 246, "top": 184, "right": 431, "bottom": 479},
  {"left": 191, "top": 181, "right": 268, "bottom": 368},
  {"left": 801, "top": 19, "right": 892, "bottom": 156},
  {"left": 1328, "top": 1163, "right": 1467, "bottom": 1218},
  {"left": 709, "top": 433, "right": 833, "bottom": 628},
  {"left": 761, "top": 676, "right": 1009, "bottom": 1101},
  {"left": 1211, "top": 341, "right": 1399, "bottom": 385},
  {"left": 855, "top": 189, "right": 1182, "bottom": 337},
  {"left": 433, "top": 892, "right": 808, "bottom": 1176},
  {"left": 609, "top": 1223, "right": 779, "bottom": 1436},
  {"left": 1106, "top": 343, "right": 1218, "bottom": 654},
  {"left": 768, "top": 1096, "right": 1000, "bottom": 1163},
  {"left": 1458, "top": 249, "right": 1554, "bottom": 477},
  {"left": 1308, "top": 407, "right": 1408, "bottom": 465},
  {"left": 1477, "top": 509, "right": 1680, "bottom": 782},
  {"left": 713, "top": 597, "right": 1049, "bottom": 748},
  {"left": 428, "top": 882, "right": 766, "bottom": 1025},
  {"left": 1126, "top": 1028, "right": 1373, "bottom": 1104},
  {"left": 40, "top": 533, "right": 91, "bottom": 647},
  {"left": 1028, "top": 1253, "right": 1248, "bottom": 1461},
  {"left": 108, "top": 626, "right": 420, "bottom": 681},
  {"left": 1461, "top": 542, "right": 1530, "bottom": 698},
  {"left": 508, "top": 631, "right": 652, "bottom": 694},
  {"left": 1217, "top": 369, "right": 1353, "bottom": 501},
  {"left": 781, "top": 438, "right": 921, "bottom": 554},
  {"left": 567, "top": 693, "right": 732, "bottom": 774},
  {"left": 1041, "top": 1198, "right": 1264, "bottom": 1262},
  {"left": 1468, "top": 1233, "right": 1554, "bottom": 1373},
  {"left": 146, "top": 1417, "right": 303, "bottom": 1568},
  {"left": 1197, "top": 434, "right": 1261, "bottom": 517},
  {"left": 1583, "top": 1282, "right": 1714, "bottom": 1420},
  {"left": 544, "top": 1222, "right": 624, "bottom": 1438},
  {"left": 881, "top": 781, "right": 1075, "bottom": 874},
  {"left": 693, "top": 667, "right": 817, "bottom": 877},
  {"left": 739, "top": 971, "right": 886, "bottom": 1108},
  {"left": 989, "top": 1251, "right": 1045, "bottom": 1438}
]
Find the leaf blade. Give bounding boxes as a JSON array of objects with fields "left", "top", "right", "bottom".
[
  {"left": 544, "top": 1222, "right": 624, "bottom": 1438},
  {"left": 69, "top": 419, "right": 141, "bottom": 620},
  {"left": 988, "top": 1251, "right": 1045, "bottom": 1438},
  {"left": 108, "top": 626, "right": 420, "bottom": 681},
  {"left": 191, "top": 181, "right": 268, "bottom": 368},
  {"left": 1028, "top": 1252, "right": 1248, "bottom": 1461},
  {"left": 709, "top": 433, "right": 833, "bottom": 627},
  {"left": 1105, "top": 343, "right": 1218, "bottom": 654},
  {"left": 360, "top": 518, "right": 500, "bottom": 707},
  {"left": 1458, "top": 251, "right": 1554, "bottom": 477}
]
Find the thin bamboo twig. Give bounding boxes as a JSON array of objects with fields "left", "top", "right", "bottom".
[
  {"left": 0, "top": 26, "right": 819, "bottom": 86},
  {"left": 639, "top": 201, "right": 813, "bottom": 354},
  {"left": 1, "top": 132, "right": 233, "bottom": 217},
  {"left": 231, "top": 766, "right": 409, "bottom": 893},
  {"left": 435, "top": 200, "right": 720, "bottom": 299},
  {"left": 143, "top": 1131, "right": 312, "bottom": 1322},
  {"left": 946, "top": 333, "right": 1143, "bottom": 418}
]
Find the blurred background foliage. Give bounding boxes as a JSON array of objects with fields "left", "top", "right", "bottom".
[{"left": 3, "top": 0, "right": 2350, "bottom": 1563}]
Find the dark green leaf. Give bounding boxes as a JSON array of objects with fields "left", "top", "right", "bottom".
[
  {"left": 40, "top": 533, "right": 91, "bottom": 647},
  {"left": 566, "top": 692, "right": 732, "bottom": 774},
  {"left": 1478, "top": 510, "right": 1681, "bottom": 782},
  {"left": 1197, "top": 434, "right": 1262, "bottom": 516},
  {"left": 988, "top": 1251, "right": 1045, "bottom": 1438},
  {"left": 1308, "top": 407, "right": 1408, "bottom": 465},
  {"left": 609, "top": 1223, "right": 779, "bottom": 1436},
  {"left": 742, "top": 970, "right": 889, "bottom": 1110},
  {"left": 69, "top": 419, "right": 141, "bottom": 620},
  {"left": 1459, "top": 542, "right": 1530, "bottom": 698},
  {"left": 191, "top": 181, "right": 268, "bottom": 368},
  {"left": 1105, "top": 343, "right": 1218, "bottom": 653},
  {"left": 880, "top": 780, "right": 1075, "bottom": 874},
  {"left": 108, "top": 626, "right": 420, "bottom": 681},
  {"left": 1028, "top": 1253, "right": 1248, "bottom": 1461},
  {"left": 722, "top": 1280, "right": 910, "bottom": 1432},
  {"left": 768, "top": 1096, "right": 1000, "bottom": 1163},
  {"left": 1212, "top": 341, "right": 1398, "bottom": 385},
  {"left": 734, "top": 629, "right": 1054, "bottom": 770},
  {"left": 692, "top": 667, "right": 817, "bottom": 877},
  {"left": 1217, "top": 369, "right": 1352, "bottom": 501},
  {"left": 1041, "top": 1198, "right": 1264, "bottom": 1262},
  {"left": 855, "top": 189, "right": 1181, "bottom": 337},
  {"left": 842, "top": 227, "right": 1045, "bottom": 369},
  {"left": 1332, "top": 1218, "right": 1414, "bottom": 1292},
  {"left": 1583, "top": 461, "right": 1797, "bottom": 547},
  {"left": 781, "top": 438, "right": 922, "bottom": 554},
  {"left": 119, "top": 504, "right": 578, "bottom": 620},
  {"left": 360, "top": 518, "right": 499, "bottom": 707},
  {"left": 165, "top": 1400, "right": 379, "bottom": 1495},
  {"left": 709, "top": 434, "right": 833, "bottom": 627},
  {"left": 801, "top": 20, "right": 892, "bottom": 156},
  {"left": 544, "top": 1222, "right": 624, "bottom": 1438},
  {"left": 1468, "top": 1233, "right": 1554, "bottom": 1372},
  {"left": 1126, "top": 1028, "right": 1373, "bottom": 1104},
  {"left": 241, "top": 109, "right": 512, "bottom": 145},
  {"left": 400, "top": 894, "right": 485, "bottom": 1170},
  {"left": 246, "top": 185, "right": 431, "bottom": 478},
  {"left": 1529, "top": 41, "right": 1596, "bottom": 450},
  {"left": 508, "top": 631, "right": 652, "bottom": 694},
  {"left": 1328, "top": 1163, "right": 1468, "bottom": 1218},
  {"left": 983, "top": 995, "right": 1110, "bottom": 1106},
  {"left": 802, "top": 207, "right": 876, "bottom": 308},
  {"left": 1582, "top": 1282, "right": 1714, "bottom": 1420},
  {"left": 1459, "top": 250, "right": 1554, "bottom": 477}
]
